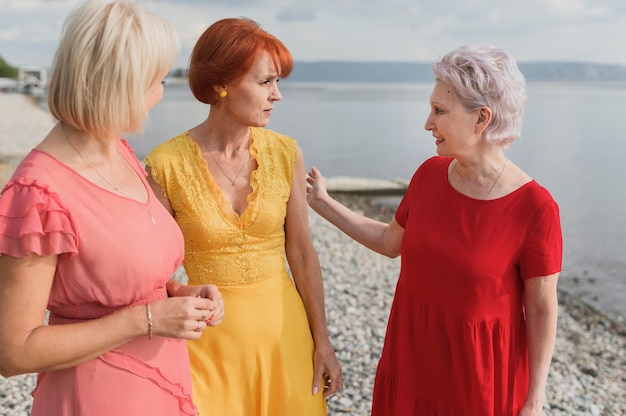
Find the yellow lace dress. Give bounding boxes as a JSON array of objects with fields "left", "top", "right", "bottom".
[{"left": 145, "top": 128, "right": 327, "bottom": 416}]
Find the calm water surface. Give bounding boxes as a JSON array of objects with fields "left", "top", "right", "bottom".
[{"left": 128, "top": 81, "right": 626, "bottom": 323}]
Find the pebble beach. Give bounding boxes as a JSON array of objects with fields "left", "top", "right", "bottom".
[{"left": 1, "top": 92, "right": 625, "bottom": 415}]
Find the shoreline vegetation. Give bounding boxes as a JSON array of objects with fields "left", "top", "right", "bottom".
[{"left": 0, "top": 92, "right": 625, "bottom": 414}]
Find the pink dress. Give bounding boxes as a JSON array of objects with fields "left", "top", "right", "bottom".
[
  {"left": 0, "top": 140, "right": 197, "bottom": 415},
  {"left": 371, "top": 156, "right": 562, "bottom": 415}
]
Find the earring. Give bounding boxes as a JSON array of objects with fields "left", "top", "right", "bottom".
[{"left": 219, "top": 90, "right": 227, "bottom": 98}]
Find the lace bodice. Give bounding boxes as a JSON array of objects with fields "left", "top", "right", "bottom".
[{"left": 145, "top": 128, "right": 297, "bottom": 286}]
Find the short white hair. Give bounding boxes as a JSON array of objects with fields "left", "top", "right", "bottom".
[{"left": 432, "top": 44, "right": 528, "bottom": 145}]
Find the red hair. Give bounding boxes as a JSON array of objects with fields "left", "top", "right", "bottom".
[{"left": 188, "top": 18, "right": 293, "bottom": 105}]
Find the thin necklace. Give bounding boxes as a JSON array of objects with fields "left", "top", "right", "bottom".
[
  {"left": 61, "top": 122, "right": 156, "bottom": 225},
  {"left": 449, "top": 157, "right": 508, "bottom": 199},
  {"left": 205, "top": 143, "right": 250, "bottom": 186},
  {"left": 485, "top": 158, "right": 507, "bottom": 199}
]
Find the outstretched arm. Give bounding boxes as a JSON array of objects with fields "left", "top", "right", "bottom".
[{"left": 306, "top": 166, "right": 403, "bottom": 258}]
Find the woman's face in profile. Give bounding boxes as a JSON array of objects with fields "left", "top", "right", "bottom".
[
  {"left": 223, "top": 51, "right": 283, "bottom": 128},
  {"left": 425, "top": 80, "right": 481, "bottom": 157}
]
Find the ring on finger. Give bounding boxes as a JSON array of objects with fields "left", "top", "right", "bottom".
[{"left": 196, "top": 320, "right": 201, "bottom": 332}]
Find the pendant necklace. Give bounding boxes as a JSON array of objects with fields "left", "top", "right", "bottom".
[
  {"left": 205, "top": 143, "right": 250, "bottom": 186},
  {"left": 61, "top": 122, "right": 157, "bottom": 225}
]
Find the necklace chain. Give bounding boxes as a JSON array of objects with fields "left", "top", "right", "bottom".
[
  {"left": 205, "top": 143, "right": 250, "bottom": 186},
  {"left": 485, "top": 158, "right": 508, "bottom": 199},
  {"left": 449, "top": 157, "right": 508, "bottom": 199},
  {"left": 61, "top": 122, "right": 156, "bottom": 225}
]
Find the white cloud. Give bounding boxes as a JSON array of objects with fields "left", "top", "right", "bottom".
[{"left": 0, "top": 0, "right": 625, "bottom": 68}]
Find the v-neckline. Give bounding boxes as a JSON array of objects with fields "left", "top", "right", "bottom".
[
  {"left": 34, "top": 141, "right": 152, "bottom": 207},
  {"left": 188, "top": 132, "right": 258, "bottom": 224}
]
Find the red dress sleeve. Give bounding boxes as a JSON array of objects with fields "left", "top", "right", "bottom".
[
  {"left": 520, "top": 197, "right": 562, "bottom": 279},
  {"left": 0, "top": 177, "right": 78, "bottom": 258},
  {"left": 395, "top": 156, "right": 446, "bottom": 229}
]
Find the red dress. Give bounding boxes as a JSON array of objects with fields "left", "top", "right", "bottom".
[{"left": 371, "top": 156, "right": 562, "bottom": 415}]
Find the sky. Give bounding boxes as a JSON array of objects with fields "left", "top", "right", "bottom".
[{"left": 1, "top": 0, "right": 626, "bottom": 70}]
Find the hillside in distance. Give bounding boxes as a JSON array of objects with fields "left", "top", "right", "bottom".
[{"left": 286, "top": 61, "right": 626, "bottom": 83}]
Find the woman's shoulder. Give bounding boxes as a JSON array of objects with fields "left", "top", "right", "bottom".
[
  {"left": 251, "top": 127, "right": 296, "bottom": 147},
  {"left": 145, "top": 131, "right": 194, "bottom": 163},
  {"left": 411, "top": 156, "right": 450, "bottom": 178},
  {"left": 8, "top": 149, "right": 71, "bottom": 184},
  {"left": 517, "top": 179, "right": 558, "bottom": 206},
  {"left": 400, "top": 156, "right": 450, "bottom": 197},
  {"left": 250, "top": 127, "right": 298, "bottom": 164},
  {"left": 423, "top": 155, "right": 450, "bottom": 168}
]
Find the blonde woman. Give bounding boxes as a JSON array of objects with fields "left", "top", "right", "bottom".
[{"left": 0, "top": 1, "right": 223, "bottom": 415}]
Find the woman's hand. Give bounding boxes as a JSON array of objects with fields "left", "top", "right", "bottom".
[
  {"left": 193, "top": 284, "right": 225, "bottom": 327},
  {"left": 519, "top": 402, "right": 545, "bottom": 416},
  {"left": 168, "top": 281, "right": 225, "bottom": 327},
  {"left": 306, "top": 166, "right": 330, "bottom": 210},
  {"left": 312, "top": 343, "right": 343, "bottom": 398},
  {"left": 150, "top": 287, "right": 223, "bottom": 340}
]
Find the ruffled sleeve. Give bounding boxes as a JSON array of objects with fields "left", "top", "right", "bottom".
[{"left": 0, "top": 178, "right": 78, "bottom": 258}]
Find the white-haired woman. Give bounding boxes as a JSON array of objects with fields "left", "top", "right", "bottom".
[
  {"left": 0, "top": 1, "right": 223, "bottom": 415},
  {"left": 307, "top": 44, "right": 562, "bottom": 416}
]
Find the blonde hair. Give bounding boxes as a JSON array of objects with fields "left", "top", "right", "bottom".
[{"left": 47, "top": 0, "right": 179, "bottom": 139}]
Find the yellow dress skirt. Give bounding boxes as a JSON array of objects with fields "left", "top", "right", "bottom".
[
  {"left": 145, "top": 128, "right": 328, "bottom": 416},
  {"left": 188, "top": 271, "right": 327, "bottom": 416}
]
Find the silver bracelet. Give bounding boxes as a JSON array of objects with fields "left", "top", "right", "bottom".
[{"left": 146, "top": 303, "right": 153, "bottom": 340}]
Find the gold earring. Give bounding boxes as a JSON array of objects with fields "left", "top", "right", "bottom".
[{"left": 219, "top": 90, "right": 227, "bottom": 98}]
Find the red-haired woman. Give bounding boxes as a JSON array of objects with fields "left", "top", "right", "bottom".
[{"left": 144, "top": 18, "right": 342, "bottom": 416}]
